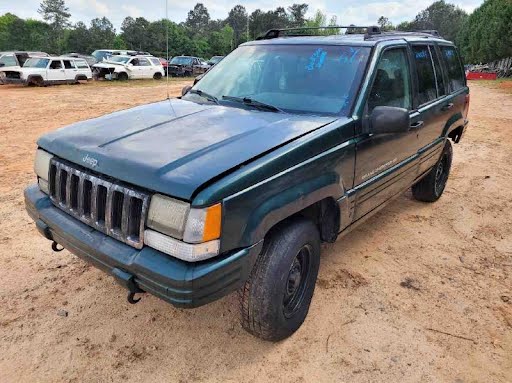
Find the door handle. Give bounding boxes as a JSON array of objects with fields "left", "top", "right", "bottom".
[
  {"left": 442, "top": 103, "right": 454, "bottom": 111},
  {"left": 410, "top": 121, "right": 424, "bottom": 129}
]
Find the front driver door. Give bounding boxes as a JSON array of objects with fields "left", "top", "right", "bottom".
[{"left": 353, "top": 45, "right": 419, "bottom": 220}]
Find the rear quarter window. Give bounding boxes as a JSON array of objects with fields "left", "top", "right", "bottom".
[
  {"left": 149, "top": 58, "right": 160, "bottom": 66},
  {"left": 440, "top": 46, "right": 465, "bottom": 92},
  {"left": 75, "top": 60, "right": 88, "bottom": 69}
]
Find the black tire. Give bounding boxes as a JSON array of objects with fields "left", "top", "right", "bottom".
[
  {"left": 117, "top": 72, "right": 128, "bottom": 81},
  {"left": 239, "top": 217, "right": 321, "bottom": 341},
  {"left": 28, "top": 76, "right": 44, "bottom": 87},
  {"left": 153, "top": 72, "right": 163, "bottom": 80},
  {"left": 412, "top": 140, "right": 453, "bottom": 202}
]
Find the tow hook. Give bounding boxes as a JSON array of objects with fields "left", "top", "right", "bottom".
[
  {"left": 126, "top": 276, "right": 145, "bottom": 304},
  {"left": 52, "top": 241, "right": 64, "bottom": 252}
]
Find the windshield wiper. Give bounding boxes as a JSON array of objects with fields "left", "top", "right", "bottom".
[
  {"left": 188, "top": 89, "right": 219, "bottom": 104},
  {"left": 222, "top": 95, "right": 283, "bottom": 113}
]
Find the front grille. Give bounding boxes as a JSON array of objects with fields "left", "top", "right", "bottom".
[{"left": 48, "top": 159, "right": 149, "bottom": 249}]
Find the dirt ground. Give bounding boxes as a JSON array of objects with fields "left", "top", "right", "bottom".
[{"left": 0, "top": 80, "right": 511, "bottom": 383}]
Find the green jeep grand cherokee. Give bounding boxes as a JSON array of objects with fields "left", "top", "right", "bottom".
[{"left": 25, "top": 26, "right": 469, "bottom": 341}]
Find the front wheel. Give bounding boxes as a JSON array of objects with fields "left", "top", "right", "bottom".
[
  {"left": 239, "top": 218, "right": 320, "bottom": 341},
  {"left": 412, "top": 140, "right": 453, "bottom": 202}
]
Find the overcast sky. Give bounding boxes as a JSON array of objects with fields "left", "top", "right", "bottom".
[{"left": 1, "top": 0, "right": 484, "bottom": 31}]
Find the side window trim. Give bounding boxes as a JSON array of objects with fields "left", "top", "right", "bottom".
[
  {"left": 433, "top": 44, "right": 449, "bottom": 96},
  {"left": 427, "top": 46, "right": 441, "bottom": 99}
]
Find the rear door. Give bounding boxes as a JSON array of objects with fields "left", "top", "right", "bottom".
[
  {"left": 409, "top": 44, "right": 452, "bottom": 175},
  {"left": 353, "top": 44, "right": 419, "bottom": 220},
  {"left": 439, "top": 45, "right": 469, "bottom": 131},
  {"left": 62, "top": 59, "right": 77, "bottom": 81},
  {"left": 46, "top": 59, "right": 66, "bottom": 82}
]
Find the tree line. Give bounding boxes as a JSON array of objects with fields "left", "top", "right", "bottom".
[{"left": 0, "top": 0, "right": 510, "bottom": 63}]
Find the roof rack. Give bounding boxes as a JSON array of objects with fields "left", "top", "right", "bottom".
[
  {"left": 365, "top": 30, "right": 444, "bottom": 40},
  {"left": 256, "top": 25, "right": 381, "bottom": 40},
  {"left": 416, "top": 30, "right": 441, "bottom": 37}
]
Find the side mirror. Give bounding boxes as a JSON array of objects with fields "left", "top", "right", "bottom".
[
  {"left": 0, "top": 63, "right": 4, "bottom": 67},
  {"left": 181, "top": 85, "right": 192, "bottom": 96},
  {"left": 370, "top": 106, "right": 410, "bottom": 134}
]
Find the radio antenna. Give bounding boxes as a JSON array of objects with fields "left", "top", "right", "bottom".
[
  {"left": 165, "top": 0, "right": 170, "bottom": 100},
  {"left": 165, "top": 0, "right": 177, "bottom": 116}
]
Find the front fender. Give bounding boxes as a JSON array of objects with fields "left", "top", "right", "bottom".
[{"left": 219, "top": 140, "right": 355, "bottom": 252}]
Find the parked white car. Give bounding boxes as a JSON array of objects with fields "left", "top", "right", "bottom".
[
  {"left": 0, "top": 51, "right": 49, "bottom": 84},
  {"left": 0, "top": 56, "right": 92, "bottom": 86},
  {"left": 91, "top": 49, "right": 151, "bottom": 62},
  {"left": 92, "top": 55, "right": 165, "bottom": 80}
]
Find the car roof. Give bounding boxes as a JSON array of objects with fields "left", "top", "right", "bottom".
[
  {"left": 41, "top": 56, "right": 88, "bottom": 60},
  {"left": 110, "top": 55, "right": 153, "bottom": 59},
  {"left": 243, "top": 31, "right": 454, "bottom": 47}
]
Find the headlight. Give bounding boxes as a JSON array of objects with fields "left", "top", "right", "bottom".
[
  {"left": 147, "top": 194, "right": 222, "bottom": 243},
  {"left": 34, "top": 149, "right": 53, "bottom": 194},
  {"left": 145, "top": 194, "right": 222, "bottom": 261},
  {"left": 147, "top": 194, "right": 189, "bottom": 239}
]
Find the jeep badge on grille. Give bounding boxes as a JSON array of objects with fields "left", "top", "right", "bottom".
[{"left": 82, "top": 154, "right": 98, "bottom": 168}]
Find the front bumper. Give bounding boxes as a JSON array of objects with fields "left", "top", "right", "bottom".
[
  {"left": 25, "top": 185, "right": 261, "bottom": 308},
  {"left": 0, "top": 77, "right": 25, "bottom": 85}
]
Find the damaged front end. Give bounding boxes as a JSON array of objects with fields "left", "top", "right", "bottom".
[
  {"left": 92, "top": 66, "right": 117, "bottom": 80},
  {"left": 0, "top": 70, "right": 24, "bottom": 85}
]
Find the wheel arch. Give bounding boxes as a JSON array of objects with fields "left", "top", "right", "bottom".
[
  {"left": 442, "top": 112, "right": 465, "bottom": 143},
  {"left": 222, "top": 172, "right": 345, "bottom": 251},
  {"left": 27, "top": 74, "right": 44, "bottom": 85}
]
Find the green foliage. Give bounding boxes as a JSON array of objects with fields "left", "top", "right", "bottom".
[
  {"left": 457, "top": 0, "right": 512, "bottom": 63},
  {"left": 1, "top": 0, "right": 510, "bottom": 65},
  {"left": 408, "top": 0, "right": 467, "bottom": 42},
  {"left": 377, "top": 16, "right": 394, "bottom": 31}
]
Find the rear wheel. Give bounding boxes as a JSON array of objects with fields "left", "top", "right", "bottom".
[
  {"left": 412, "top": 140, "right": 453, "bottom": 202},
  {"left": 153, "top": 72, "right": 163, "bottom": 80},
  {"left": 239, "top": 218, "right": 320, "bottom": 341}
]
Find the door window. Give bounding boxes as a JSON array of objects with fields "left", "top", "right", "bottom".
[
  {"left": 412, "top": 46, "right": 437, "bottom": 105},
  {"left": 0, "top": 54, "right": 17, "bottom": 67},
  {"left": 49, "top": 60, "right": 62, "bottom": 69},
  {"left": 440, "top": 46, "right": 465, "bottom": 92},
  {"left": 63, "top": 60, "right": 74, "bottom": 69},
  {"left": 137, "top": 58, "right": 150, "bottom": 66},
  {"left": 368, "top": 48, "right": 411, "bottom": 112}
]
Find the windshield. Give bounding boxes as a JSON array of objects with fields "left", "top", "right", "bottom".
[
  {"left": 209, "top": 56, "right": 223, "bottom": 64},
  {"left": 23, "top": 58, "right": 50, "bottom": 68},
  {"left": 107, "top": 56, "right": 130, "bottom": 64},
  {"left": 170, "top": 57, "right": 192, "bottom": 65},
  {"left": 184, "top": 44, "right": 371, "bottom": 115},
  {"left": 91, "top": 50, "right": 111, "bottom": 61}
]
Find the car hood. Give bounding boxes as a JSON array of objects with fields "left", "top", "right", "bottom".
[
  {"left": 38, "top": 99, "right": 336, "bottom": 200},
  {"left": 93, "top": 62, "right": 126, "bottom": 70}
]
